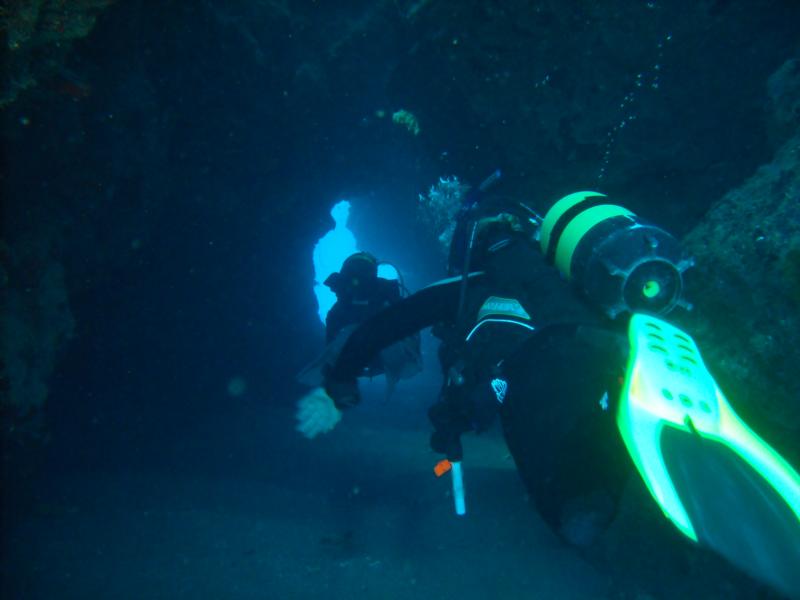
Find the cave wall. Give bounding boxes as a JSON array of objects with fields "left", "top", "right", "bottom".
[
  {"left": 681, "top": 56, "right": 800, "bottom": 437},
  {"left": 2, "top": 0, "right": 799, "bottom": 444}
]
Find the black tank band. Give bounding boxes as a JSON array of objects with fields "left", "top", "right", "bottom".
[{"left": 544, "top": 196, "right": 610, "bottom": 264}]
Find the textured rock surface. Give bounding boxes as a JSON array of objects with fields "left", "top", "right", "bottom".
[
  {"left": 1, "top": 0, "right": 115, "bottom": 107},
  {"left": 682, "top": 57, "right": 800, "bottom": 434},
  {"left": 0, "top": 236, "right": 74, "bottom": 442}
]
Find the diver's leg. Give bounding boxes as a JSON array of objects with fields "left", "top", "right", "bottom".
[
  {"left": 428, "top": 387, "right": 473, "bottom": 461},
  {"left": 499, "top": 325, "right": 629, "bottom": 545}
]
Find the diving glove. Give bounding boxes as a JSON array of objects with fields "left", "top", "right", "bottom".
[{"left": 296, "top": 387, "right": 342, "bottom": 439}]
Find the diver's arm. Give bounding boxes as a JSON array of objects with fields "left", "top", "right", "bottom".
[
  {"left": 325, "top": 275, "right": 474, "bottom": 406},
  {"left": 325, "top": 302, "right": 346, "bottom": 343}
]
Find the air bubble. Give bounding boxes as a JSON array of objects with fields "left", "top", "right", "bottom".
[{"left": 597, "top": 31, "right": 669, "bottom": 184}]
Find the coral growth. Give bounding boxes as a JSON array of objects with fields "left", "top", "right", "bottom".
[
  {"left": 391, "top": 109, "right": 421, "bottom": 136},
  {"left": 0, "top": 0, "right": 115, "bottom": 107},
  {"left": 417, "top": 176, "right": 470, "bottom": 255}
]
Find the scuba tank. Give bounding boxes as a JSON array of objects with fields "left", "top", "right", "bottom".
[
  {"left": 539, "top": 191, "right": 693, "bottom": 319},
  {"left": 449, "top": 184, "right": 691, "bottom": 320}
]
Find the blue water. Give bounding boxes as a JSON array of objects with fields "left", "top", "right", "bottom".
[{"left": 3, "top": 1, "right": 799, "bottom": 598}]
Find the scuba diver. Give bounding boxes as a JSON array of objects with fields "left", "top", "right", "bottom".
[
  {"left": 296, "top": 189, "right": 800, "bottom": 597},
  {"left": 322, "top": 252, "right": 400, "bottom": 344},
  {"left": 296, "top": 251, "right": 422, "bottom": 398}
]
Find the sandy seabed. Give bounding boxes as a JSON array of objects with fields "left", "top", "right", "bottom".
[{"left": 1, "top": 382, "right": 777, "bottom": 599}]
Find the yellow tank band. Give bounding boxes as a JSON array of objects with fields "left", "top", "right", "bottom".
[{"left": 540, "top": 191, "right": 606, "bottom": 255}]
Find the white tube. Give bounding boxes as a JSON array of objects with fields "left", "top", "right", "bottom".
[{"left": 451, "top": 461, "right": 466, "bottom": 516}]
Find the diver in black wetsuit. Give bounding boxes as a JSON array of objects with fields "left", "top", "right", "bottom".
[
  {"left": 306, "top": 202, "right": 630, "bottom": 545},
  {"left": 295, "top": 251, "right": 422, "bottom": 397},
  {"left": 297, "top": 192, "right": 800, "bottom": 594},
  {"left": 323, "top": 252, "right": 401, "bottom": 344}
]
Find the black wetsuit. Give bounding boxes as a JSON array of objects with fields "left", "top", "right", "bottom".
[{"left": 325, "top": 237, "right": 630, "bottom": 535}]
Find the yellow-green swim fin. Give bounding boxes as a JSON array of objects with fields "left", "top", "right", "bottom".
[{"left": 617, "top": 313, "right": 800, "bottom": 597}]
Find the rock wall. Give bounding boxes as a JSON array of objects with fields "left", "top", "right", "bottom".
[
  {"left": 0, "top": 235, "right": 75, "bottom": 444},
  {"left": 681, "top": 57, "right": 800, "bottom": 434}
]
